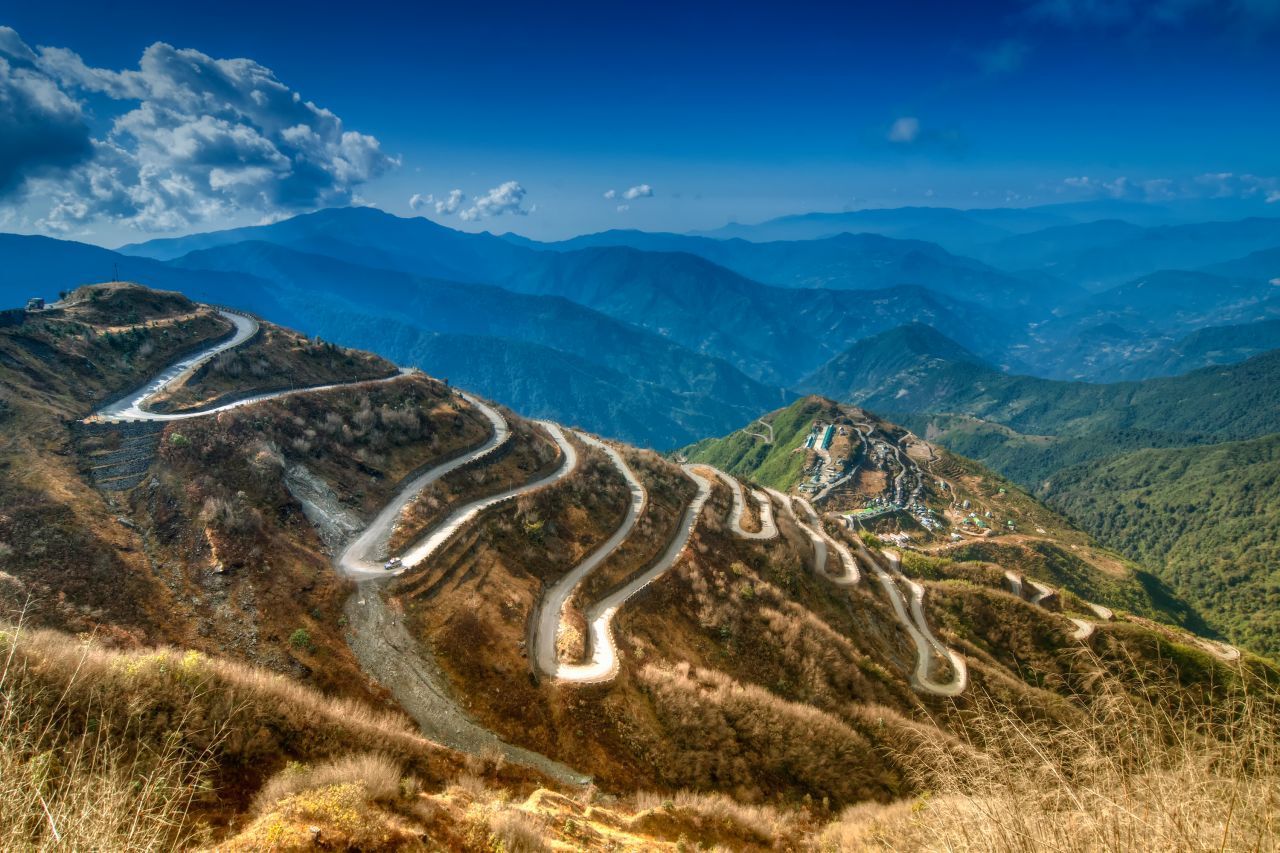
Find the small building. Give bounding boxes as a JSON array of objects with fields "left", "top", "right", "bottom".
[{"left": 25, "top": 297, "right": 45, "bottom": 311}]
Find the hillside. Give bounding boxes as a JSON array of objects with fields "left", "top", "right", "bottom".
[
  {"left": 1114, "top": 317, "right": 1280, "bottom": 380},
  {"left": 1043, "top": 433, "right": 1280, "bottom": 657},
  {"left": 682, "top": 396, "right": 1200, "bottom": 630},
  {"left": 796, "top": 323, "right": 989, "bottom": 403},
  {"left": 3, "top": 283, "right": 1277, "bottom": 848}
]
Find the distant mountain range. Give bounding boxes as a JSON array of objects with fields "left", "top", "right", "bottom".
[
  {"left": 504, "top": 229, "right": 1066, "bottom": 311},
  {"left": 800, "top": 323, "right": 1280, "bottom": 485},
  {"left": 4, "top": 203, "right": 1278, "bottom": 447}
]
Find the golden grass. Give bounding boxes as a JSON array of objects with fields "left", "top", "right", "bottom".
[
  {"left": 0, "top": 620, "right": 219, "bottom": 851},
  {"left": 252, "top": 753, "right": 405, "bottom": 815},
  {"left": 822, "top": 650, "right": 1280, "bottom": 851}
]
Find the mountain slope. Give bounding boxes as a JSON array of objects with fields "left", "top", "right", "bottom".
[
  {"left": 796, "top": 323, "right": 989, "bottom": 403},
  {"left": 1043, "top": 433, "right": 1280, "bottom": 657},
  {"left": 4, "top": 282, "right": 1274, "bottom": 849},
  {"left": 1114, "top": 318, "right": 1280, "bottom": 380},
  {"left": 682, "top": 396, "right": 1200, "bottom": 629}
]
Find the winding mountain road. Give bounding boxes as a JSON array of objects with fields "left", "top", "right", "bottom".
[
  {"left": 793, "top": 495, "right": 860, "bottom": 585},
  {"left": 714, "top": 469, "right": 778, "bottom": 540},
  {"left": 91, "top": 307, "right": 597, "bottom": 782},
  {"left": 535, "top": 432, "right": 648, "bottom": 681},
  {"left": 93, "top": 309, "right": 413, "bottom": 421},
  {"left": 545, "top": 464, "right": 713, "bottom": 683},
  {"left": 879, "top": 549, "right": 969, "bottom": 697}
]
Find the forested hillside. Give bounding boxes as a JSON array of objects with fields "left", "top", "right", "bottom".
[{"left": 1044, "top": 434, "right": 1280, "bottom": 657}]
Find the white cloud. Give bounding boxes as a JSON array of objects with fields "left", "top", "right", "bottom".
[
  {"left": 458, "top": 181, "right": 529, "bottom": 221},
  {"left": 616, "top": 204, "right": 630, "bottom": 212},
  {"left": 602, "top": 188, "right": 616, "bottom": 199},
  {"left": 1063, "top": 172, "right": 1280, "bottom": 202},
  {"left": 408, "top": 192, "right": 432, "bottom": 211},
  {"left": 434, "top": 189, "right": 464, "bottom": 215},
  {"left": 0, "top": 26, "right": 397, "bottom": 233},
  {"left": 622, "top": 183, "right": 653, "bottom": 200},
  {"left": 887, "top": 116, "right": 920, "bottom": 143}
]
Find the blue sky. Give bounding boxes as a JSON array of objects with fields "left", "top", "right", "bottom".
[{"left": 2, "top": 0, "right": 1278, "bottom": 244}]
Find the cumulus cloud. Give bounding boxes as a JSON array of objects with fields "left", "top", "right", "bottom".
[
  {"left": 458, "top": 181, "right": 529, "bottom": 221},
  {"left": 434, "top": 189, "right": 464, "bottom": 215},
  {"left": 408, "top": 192, "right": 431, "bottom": 211},
  {"left": 887, "top": 117, "right": 920, "bottom": 143},
  {"left": 0, "top": 26, "right": 397, "bottom": 233},
  {"left": 622, "top": 183, "right": 653, "bottom": 200},
  {"left": 0, "top": 28, "right": 94, "bottom": 198},
  {"left": 602, "top": 188, "right": 616, "bottom": 199}
]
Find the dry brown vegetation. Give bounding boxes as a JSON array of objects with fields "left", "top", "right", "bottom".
[
  {"left": 574, "top": 447, "right": 697, "bottom": 602},
  {"left": 387, "top": 416, "right": 563, "bottom": 553},
  {"left": 147, "top": 322, "right": 397, "bottom": 414},
  {"left": 0, "top": 622, "right": 472, "bottom": 846},
  {"left": 822, "top": 653, "right": 1280, "bottom": 852}
]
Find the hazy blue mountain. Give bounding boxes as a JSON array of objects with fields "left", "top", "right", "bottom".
[
  {"left": 488, "top": 244, "right": 1011, "bottom": 384},
  {"left": 695, "top": 206, "right": 1018, "bottom": 251},
  {"left": 170, "top": 240, "right": 792, "bottom": 447},
  {"left": 1017, "top": 268, "right": 1280, "bottom": 380},
  {"left": 1203, "top": 246, "right": 1280, "bottom": 283},
  {"left": 975, "top": 217, "right": 1280, "bottom": 290},
  {"left": 122, "top": 206, "right": 532, "bottom": 284},
  {"left": 690, "top": 199, "right": 1184, "bottom": 251},
  {"left": 508, "top": 229, "right": 1069, "bottom": 310},
  {"left": 972, "top": 219, "right": 1148, "bottom": 271},
  {"left": 0, "top": 233, "right": 289, "bottom": 319},
  {"left": 127, "top": 208, "right": 1015, "bottom": 385}
]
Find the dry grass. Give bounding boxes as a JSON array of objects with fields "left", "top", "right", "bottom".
[
  {"left": 0, "top": 619, "right": 220, "bottom": 851},
  {"left": 487, "top": 808, "right": 552, "bottom": 852},
  {"left": 822, "top": 651, "right": 1280, "bottom": 851},
  {"left": 0, "top": 619, "right": 472, "bottom": 840},
  {"left": 252, "top": 753, "right": 405, "bottom": 814},
  {"left": 631, "top": 789, "right": 801, "bottom": 847}
]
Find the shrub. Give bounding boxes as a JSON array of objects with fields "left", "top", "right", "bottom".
[
  {"left": 488, "top": 809, "right": 550, "bottom": 853},
  {"left": 289, "top": 628, "right": 313, "bottom": 651},
  {"left": 253, "top": 753, "right": 403, "bottom": 814}
]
